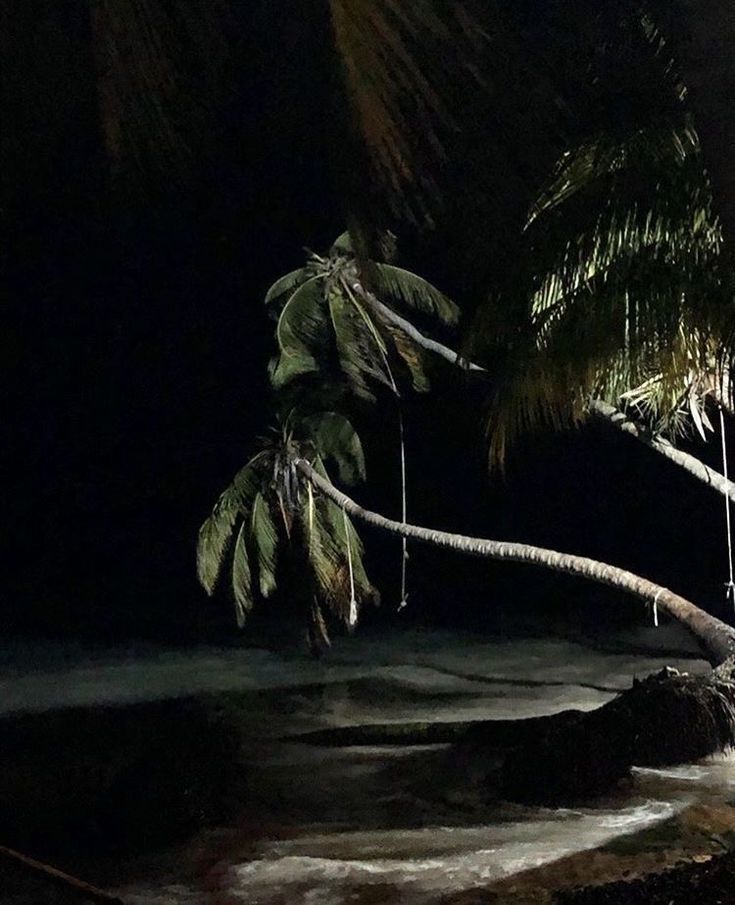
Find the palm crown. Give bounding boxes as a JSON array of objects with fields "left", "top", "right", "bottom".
[
  {"left": 266, "top": 233, "right": 459, "bottom": 400},
  {"left": 197, "top": 410, "right": 378, "bottom": 646}
]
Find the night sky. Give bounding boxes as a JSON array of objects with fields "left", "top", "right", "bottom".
[{"left": 4, "top": 1, "right": 733, "bottom": 643}]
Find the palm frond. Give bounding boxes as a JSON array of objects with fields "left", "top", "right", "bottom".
[
  {"left": 330, "top": 232, "right": 354, "bottom": 256},
  {"left": 264, "top": 268, "right": 311, "bottom": 309},
  {"left": 481, "top": 102, "right": 726, "bottom": 462},
  {"left": 251, "top": 492, "right": 279, "bottom": 598},
  {"left": 306, "top": 457, "right": 379, "bottom": 623},
  {"left": 91, "top": 0, "right": 227, "bottom": 181},
  {"left": 372, "top": 263, "right": 459, "bottom": 325},
  {"left": 271, "top": 277, "right": 327, "bottom": 387},
  {"left": 197, "top": 456, "right": 263, "bottom": 594},
  {"left": 328, "top": 286, "right": 391, "bottom": 401},
  {"left": 231, "top": 521, "right": 253, "bottom": 627},
  {"left": 301, "top": 412, "right": 366, "bottom": 485}
]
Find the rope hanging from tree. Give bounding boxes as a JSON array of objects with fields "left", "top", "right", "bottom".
[
  {"left": 719, "top": 406, "right": 735, "bottom": 611},
  {"left": 343, "top": 503, "right": 358, "bottom": 627}
]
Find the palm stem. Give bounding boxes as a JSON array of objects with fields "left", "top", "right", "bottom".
[
  {"left": 347, "top": 275, "right": 735, "bottom": 504},
  {"left": 296, "top": 459, "right": 735, "bottom": 667},
  {"left": 588, "top": 401, "right": 735, "bottom": 504}
]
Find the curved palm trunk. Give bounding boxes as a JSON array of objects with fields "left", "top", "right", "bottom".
[
  {"left": 349, "top": 276, "right": 735, "bottom": 504},
  {"left": 296, "top": 459, "right": 735, "bottom": 666},
  {"left": 589, "top": 400, "right": 735, "bottom": 504}
]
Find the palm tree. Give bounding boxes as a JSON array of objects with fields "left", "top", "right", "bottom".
[
  {"left": 265, "top": 232, "right": 458, "bottom": 607},
  {"left": 295, "top": 454, "right": 735, "bottom": 799},
  {"left": 197, "top": 411, "right": 378, "bottom": 649},
  {"left": 325, "top": 246, "right": 735, "bottom": 505},
  {"left": 295, "top": 457, "right": 735, "bottom": 666}
]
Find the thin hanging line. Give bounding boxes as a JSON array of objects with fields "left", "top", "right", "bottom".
[
  {"left": 398, "top": 405, "right": 408, "bottom": 611},
  {"left": 343, "top": 504, "right": 357, "bottom": 628},
  {"left": 719, "top": 406, "right": 735, "bottom": 612},
  {"left": 652, "top": 588, "right": 662, "bottom": 628}
]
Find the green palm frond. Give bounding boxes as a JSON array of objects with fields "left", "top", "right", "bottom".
[
  {"left": 372, "top": 263, "right": 459, "bottom": 325},
  {"left": 231, "top": 522, "right": 253, "bottom": 627},
  {"left": 328, "top": 286, "right": 390, "bottom": 401},
  {"left": 305, "top": 457, "right": 379, "bottom": 626},
  {"left": 301, "top": 412, "right": 366, "bottom": 485},
  {"left": 198, "top": 414, "right": 377, "bottom": 638},
  {"left": 271, "top": 277, "right": 327, "bottom": 387},
  {"left": 197, "top": 455, "right": 264, "bottom": 594},
  {"left": 264, "top": 268, "right": 311, "bottom": 308},
  {"left": 251, "top": 492, "right": 279, "bottom": 598}
]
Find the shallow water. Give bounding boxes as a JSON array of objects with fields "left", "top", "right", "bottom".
[{"left": 3, "top": 624, "right": 733, "bottom": 903}]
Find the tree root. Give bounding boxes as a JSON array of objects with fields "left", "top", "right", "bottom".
[{"left": 500, "top": 667, "right": 735, "bottom": 803}]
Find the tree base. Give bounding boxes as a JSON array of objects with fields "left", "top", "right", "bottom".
[{"left": 500, "top": 667, "right": 735, "bottom": 803}]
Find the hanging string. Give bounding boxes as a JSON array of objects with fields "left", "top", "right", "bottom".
[
  {"left": 343, "top": 504, "right": 358, "bottom": 628},
  {"left": 652, "top": 589, "right": 661, "bottom": 628},
  {"left": 719, "top": 406, "right": 735, "bottom": 612},
  {"left": 397, "top": 405, "right": 408, "bottom": 611}
]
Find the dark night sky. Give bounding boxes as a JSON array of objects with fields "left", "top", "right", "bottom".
[{"left": 4, "top": 1, "right": 734, "bottom": 643}]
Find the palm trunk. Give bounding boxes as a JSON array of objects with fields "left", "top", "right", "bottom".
[
  {"left": 297, "top": 459, "right": 735, "bottom": 666},
  {"left": 589, "top": 400, "right": 735, "bottom": 503},
  {"left": 348, "top": 275, "right": 735, "bottom": 503}
]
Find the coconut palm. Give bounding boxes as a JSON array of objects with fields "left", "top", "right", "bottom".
[
  {"left": 295, "top": 451, "right": 735, "bottom": 797},
  {"left": 265, "top": 232, "right": 459, "bottom": 607},
  {"left": 296, "top": 456, "right": 735, "bottom": 666},
  {"left": 197, "top": 410, "right": 378, "bottom": 649}
]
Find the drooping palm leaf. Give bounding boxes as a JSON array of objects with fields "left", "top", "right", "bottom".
[
  {"left": 328, "top": 286, "right": 391, "bottom": 401},
  {"left": 301, "top": 412, "right": 366, "bottom": 485},
  {"left": 271, "top": 277, "right": 327, "bottom": 387},
  {"left": 328, "top": 0, "right": 453, "bottom": 209},
  {"left": 197, "top": 455, "right": 264, "bottom": 593},
  {"left": 372, "top": 263, "right": 459, "bottom": 325},
  {"left": 481, "top": 100, "right": 726, "bottom": 462},
  {"left": 231, "top": 521, "right": 253, "bottom": 627},
  {"left": 251, "top": 491, "right": 279, "bottom": 598},
  {"left": 265, "top": 268, "right": 311, "bottom": 309}
]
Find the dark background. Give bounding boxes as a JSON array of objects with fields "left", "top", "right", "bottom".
[{"left": 3, "top": 1, "right": 733, "bottom": 643}]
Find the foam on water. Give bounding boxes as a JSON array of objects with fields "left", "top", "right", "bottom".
[{"left": 120, "top": 802, "right": 682, "bottom": 904}]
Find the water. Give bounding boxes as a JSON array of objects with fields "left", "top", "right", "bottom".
[{"left": 3, "top": 624, "right": 733, "bottom": 903}]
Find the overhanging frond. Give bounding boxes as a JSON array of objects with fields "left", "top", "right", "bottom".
[
  {"left": 372, "top": 263, "right": 459, "bottom": 325},
  {"left": 251, "top": 492, "right": 279, "bottom": 598},
  {"left": 301, "top": 412, "right": 366, "bottom": 485},
  {"left": 271, "top": 277, "right": 328, "bottom": 387},
  {"left": 197, "top": 455, "right": 264, "bottom": 594},
  {"left": 231, "top": 521, "right": 253, "bottom": 627},
  {"left": 264, "top": 268, "right": 311, "bottom": 310}
]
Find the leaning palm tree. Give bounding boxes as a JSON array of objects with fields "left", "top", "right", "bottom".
[
  {"left": 295, "top": 454, "right": 735, "bottom": 799},
  {"left": 265, "top": 231, "right": 459, "bottom": 607},
  {"left": 197, "top": 411, "right": 378, "bottom": 649}
]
